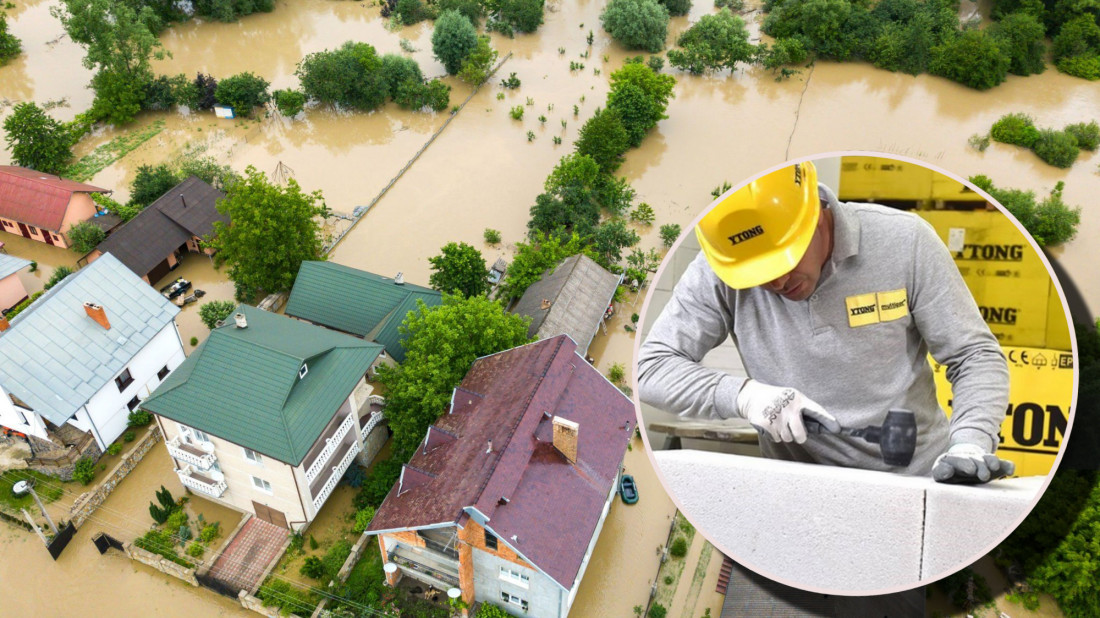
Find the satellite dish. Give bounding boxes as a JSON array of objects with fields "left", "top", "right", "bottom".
[
  {"left": 12, "top": 481, "right": 29, "bottom": 495},
  {"left": 447, "top": 588, "right": 462, "bottom": 599},
  {"left": 383, "top": 562, "right": 398, "bottom": 574}
]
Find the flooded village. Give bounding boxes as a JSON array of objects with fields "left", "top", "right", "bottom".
[{"left": 0, "top": 0, "right": 1098, "bottom": 616}]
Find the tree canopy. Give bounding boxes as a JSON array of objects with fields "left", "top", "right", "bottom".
[
  {"left": 600, "top": 0, "right": 670, "bottom": 53},
  {"left": 575, "top": 107, "right": 630, "bottom": 173},
  {"left": 433, "top": 10, "right": 478, "bottom": 75},
  {"left": 497, "top": 232, "right": 594, "bottom": 301},
  {"left": 969, "top": 175, "right": 1080, "bottom": 246},
  {"left": 607, "top": 61, "right": 677, "bottom": 147},
  {"left": 207, "top": 166, "right": 327, "bottom": 301},
  {"left": 3, "top": 102, "right": 74, "bottom": 175},
  {"left": 428, "top": 242, "right": 491, "bottom": 297},
  {"left": 0, "top": 13, "right": 21, "bottom": 65},
  {"left": 667, "top": 9, "right": 755, "bottom": 74}
]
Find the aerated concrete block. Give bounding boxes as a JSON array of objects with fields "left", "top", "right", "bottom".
[{"left": 653, "top": 450, "right": 1041, "bottom": 593}]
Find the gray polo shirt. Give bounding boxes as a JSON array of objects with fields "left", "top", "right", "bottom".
[{"left": 638, "top": 185, "right": 1009, "bottom": 475}]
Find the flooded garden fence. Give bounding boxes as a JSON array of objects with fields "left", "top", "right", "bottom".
[
  {"left": 69, "top": 425, "right": 162, "bottom": 529},
  {"left": 323, "top": 53, "right": 514, "bottom": 256}
]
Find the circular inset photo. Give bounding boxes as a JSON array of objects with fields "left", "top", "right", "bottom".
[{"left": 633, "top": 154, "right": 1078, "bottom": 595}]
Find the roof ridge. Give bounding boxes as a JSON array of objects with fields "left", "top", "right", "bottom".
[{"left": 0, "top": 167, "right": 107, "bottom": 193}]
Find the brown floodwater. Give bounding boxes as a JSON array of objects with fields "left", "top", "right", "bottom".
[{"left": 1, "top": 0, "right": 1097, "bottom": 614}]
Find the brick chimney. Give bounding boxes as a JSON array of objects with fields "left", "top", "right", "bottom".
[
  {"left": 83, "top": 302, "right": 110, "bottom": 330},
  {"left": 0, "top": 315, "right": 9, "bottom": 332},
  {"left": 552, "top": 416, "right": 579, "bottom": 464}
]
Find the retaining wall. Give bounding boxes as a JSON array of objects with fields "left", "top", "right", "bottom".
[
  {"left": 356, "top": 422, "right": 389, "bottom": 467},
  {"left": 125, "top": 542, "right": 199, "bottom": 586},
  {"left": 239, "top": 590, "right": 301, "bottom": 618},
  {"left": 70, "top": 426, "right": 162, "bottom": 528}
]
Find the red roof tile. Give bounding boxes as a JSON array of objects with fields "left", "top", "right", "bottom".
[
  {"left": 0, "top": 166, "right": 108, "bottom": 232},
  {"left": 369, "top": 335, "right": 636, "bottom": 590}
]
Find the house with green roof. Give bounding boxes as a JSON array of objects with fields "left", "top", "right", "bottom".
[
  {"left": 283, "top": 261, "right": 442, "bottom": 364},
  {"left": 141, "top": 305, "right": 385, "bottom": 529}
]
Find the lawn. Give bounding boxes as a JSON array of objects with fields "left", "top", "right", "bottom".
[{"left": 0, "top": 469, "right": 65, "bottom": 512}]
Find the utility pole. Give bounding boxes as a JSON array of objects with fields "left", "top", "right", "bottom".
[
  {"left": 21, "top": 508, "right": 48, "bottom": 546},
  {"left": 28, "top": 483, "right": 59, "bottom": 535}
]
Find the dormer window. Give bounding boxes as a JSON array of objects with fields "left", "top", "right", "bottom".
[{"left": 298, "top": 363, "right": 308, "bottom": 379}]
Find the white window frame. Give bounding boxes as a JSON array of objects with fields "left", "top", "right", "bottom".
[
  {"left": 500, "top": 591, "right": 528, "bottom": 612},
  {"left": 179, "top": 424, "right": 211, "bottom": 443},
  {"left": 243, "top": 447, "right": 264, "bottom": 465},
  {"left": 251, "top": 475, "right": 273, "bottom": 494},
  {"left": 298, "top": 363, "right": 308, "bottom": 379},
  {"left": 499, "top": 566, "right": 530, "bottom": 588}
]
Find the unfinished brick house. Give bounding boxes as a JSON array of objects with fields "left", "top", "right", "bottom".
[{"left": 367, "top": 335, "right": 635, "bottom": 618}]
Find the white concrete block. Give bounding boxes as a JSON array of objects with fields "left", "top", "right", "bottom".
[{"left": 652, "top": 450, "right": 1042, "bottom": 594}]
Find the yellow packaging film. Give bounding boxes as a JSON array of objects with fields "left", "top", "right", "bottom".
[
  {"left": 932, "top": 347, "right": 1074, "bottom": 477},
  {"left": 838, "top": 157, "right": 986, "bottom": 203}
]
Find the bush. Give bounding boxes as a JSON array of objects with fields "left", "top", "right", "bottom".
[
  {"left": 647, "top": 55, "right": 664, "bottom": 72},
  {"left": 510, "top": 105, "right": 524, "bottom": 120},
  {"left": 135, "top": 529, "right": 193, "bottom": 568},
  {"left": 190, "top": 336, "right": 199, "bottom": 346},
  {"left": 106, "top": 443, "right": 123, "bottom": 456},
  {"left": 660, "top": 0, "right": 690, "bottom": 16},
  {"left": 144, "top": 74, "right": 196, "bottom": 110},
  {"left": 0, "top": 13, "right": 20, "bottom": 65},
  {"left": 199, "top": 300, "right": 236, "bottom": 329},
  {"left": 73, "top": 458, "right": 97, "bottom": 485},
  {"left": 929, "top": 29, "right": 1011, "bottom": 90},
  {"left": 193, "top": 0, "right": 275, "bottom": 21},
  {"left": 756, "top": 37, "right": 808, "bottom": 73},
  {"left": 5, "top": 291, "right": 42, "bottom": 320},
  {"left": 1032, "top": 129, "right": 1080, "bottom": 168},
  {"left": 297, "top": 42, "right": 388, "bottom": 111},
  {"left": 89, "top": 69, "right": 146, "bottom": 126},
  {"left": 309, "top": 534, "right": 319, "bottom": 550},
  {"left": 214, "top": 72, "right": 270, "bottom": 117},
  {"left": 130, "top": 164, "right": 181, "bottom": 210},
  {"left": 437, "top": 0, "right": 483, "bottom": 25},
  {"left": 990, "top": 112, "right": 1040, "bottom": 148},
  {"left": 123, "top": 431, "right": 136, "bottom": 442},
  {"left": 459, "top": 36, "right": 499, "bottom": 85},
  {"left": 128, "top": 409, "right": 153, "bottom": 427},
  {"left": 273, "top": 89, "right": 306, "bottom": 117},
  {"left": 484, "top": 228, "right": 502, "bottom": 244},
  {"left": 200, "top": 522, "right": 221, "bottom": 543},
  {"left": 380, "top": 54, "right": 425, "bottom": 96},
  {"left": 476, "top": 604, "right": 512, "bottom": 618},
  {"left": 1052, "top": 15, "right": 1100, "bottom": 79},
  {"left": 608, "top": 362, "right": 626, "bottom": 384},
  {"left": 433, "top": 10, "right": 478, "bottom": 75},
  {"left": 631, "top": 202, "right": 655, "bottom": 224},
  {"left": 300, "top": 556, "right": 326, "bottom": 579},
  {"left": 669, "top": 536, "right": 688, "bottom": 557},
  {"left": 193, "top": 73, "right": 218, "bottom": 110},
  {"left": 396, "top": 0, "right": 431, "bottom": 25},
  {"left": 648, "top": 603, "right": 668, "bottom": 618},
  {"left": 991, "top": 12, "right": 1046, "bottom": 76},
  {"left": 601, "top": 0, "right": 669, "bottom": 53},
  {"left": 968, "top": 133, "right": 991, "bottom": 151},
  {"left": 1064, "top": 121, "right": 1099, "bottom": 150},
  {"left": 258, "top": 579, "right": 318, "bottom": 615},
  {"left": 322, "top": 539, "right": 353, "bottom": 580},
  {"left": 186, "top": 541, "right": 205, "bottom": 558},
  {"left": 355, "top": 458, "right": 404, "bottom": 509},
  {"left": 969, "top": 176, "right": 1080, "bottom": 246},
  {"left": 499, "top": 0, "right": 545, "bottom": 33},
  {"left": 66, "top": 221, "right": 106, "bottom": 253},
  {"left": 44, "top": 266, "right": 73, "bottom": 291},
  {"left": 352, "top": 506, "right": 376, "bottom": 534},
  {"left": 659, "top": 223, "right": 681, "bottom": 247}
]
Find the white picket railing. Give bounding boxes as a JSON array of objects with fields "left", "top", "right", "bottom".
[
  {"left": 312, "top": 441, "right": 360, "bottom": 511},
  {"left": 166, "top": 436, "right": 216, "bottom": 470},
  {"left": 305, "top": 412, "right": 356, "bottom": 484},
  {"left": 177, "top": 465, "right": 227, "bottom": 498},
  {"left": 362, "top": 411, "right": 385, "bottom": 438}
]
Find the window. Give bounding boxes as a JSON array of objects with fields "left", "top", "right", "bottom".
[
  {"left": 500, "top": 592, "right": 528, "bottom": 612},
  {"left": 251, "top": 476, "right": 272, "bottom": 493},
  {"left": 52, "top": 233, "right": 60, "bottom": 241},
  {"left": 243, "top": 448, "right": 263, "bottom": 465},
  {"left": 27, "top": 225, "right": 38, "bottom": 235},
  {"left": 484, "top": 531, "right": 498, "bottom": 551},
  {"left": 157, "top": 365, "right": 170, "bottom": 380},
  {"left": 499, "top": 566, "right": 530, "bottom": 588},
  {"left": 127, "top": 396, "right": 140, "bottom": 411},
  {"left": 115, "top": 368, "right": 134, "bottom": 391},
  {"left": 180, "top": 425, "right": 211, "bottom": 443},
  {"left": 298, "top": 363, "right": 308, "bottom": 379}
]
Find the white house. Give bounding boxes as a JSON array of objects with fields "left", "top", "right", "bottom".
[{"left": 0, "top": 253, "right": 184, "bottom": 472}]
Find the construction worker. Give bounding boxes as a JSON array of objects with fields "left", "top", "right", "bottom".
[{"left": 637, "top": 161, "right": 1014, "bottom": 484}]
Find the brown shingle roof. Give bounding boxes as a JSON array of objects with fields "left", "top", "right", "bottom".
[
  {"left": 0, "top": 166, "right": 108, "bottom": 232},
  {"left": 368, "top": 335, "right": 635, "bottom": 590},
  {"left": 96, "top": 176, "right": 227, "bottom": 278},
  {"left": 512, "top": 254, "right": 621, "bottom": 356}
]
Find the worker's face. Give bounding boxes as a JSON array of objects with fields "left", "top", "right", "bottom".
[{"left": 761, "top": 209, "right": 833, "bottom": 302}]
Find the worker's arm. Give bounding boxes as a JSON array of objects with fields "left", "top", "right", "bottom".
[
  {"left": 908, "top": 218, "right": 1009, "bottom": 454},
  {"left": 637, "top": 253, "right": 746, "bottom": 420}
]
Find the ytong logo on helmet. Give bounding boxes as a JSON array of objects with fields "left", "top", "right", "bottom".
[{"left": 728, "top": 225, "right": 764, "bottom": 246}]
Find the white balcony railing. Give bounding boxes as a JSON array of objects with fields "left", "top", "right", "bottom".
[
  {"left": 177, "top": 465, "right": 227, "bottom": 498},
  {"left": 362, "top": 411, "right": 385, "bottom": 438},
  {"left": 166, "top": 436, "right": 217, "bottom": 470},
  {"left": 312, "top": 440, "right": 360, "bottom": 511},
  {"left": 305, "top": 413, "right": 356, "bottom": 484},
  {"left": 368, "top": 394, "right": 387, "bottom": 408}
]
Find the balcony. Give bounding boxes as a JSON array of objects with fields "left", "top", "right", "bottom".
[
  {"left": 177, "top": 465, "right": 227, "bottom": 498},
  {"left": 310, "top": 437, "right": 360, "bottom": 511},
  {"left": 304, "top": 410, "right": 356, "bottom": 484},
  {"left": 389, "top": 544, "right": 460, "bottom": 589},
  {"left": 167, "top": 436, "right": 216, "bottom": 470}
]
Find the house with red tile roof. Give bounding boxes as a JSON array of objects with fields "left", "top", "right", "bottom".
[
  {"left": 0, "top": 166, "right": 110, "bottom": 249},
  {"left": 367, "top": 335, "right": 636, "bottom": 617}
]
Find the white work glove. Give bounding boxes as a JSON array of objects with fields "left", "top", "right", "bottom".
[
  {"left": 932, "top": 444, "right": 1015, "bottom": 484},
  {"left": 735, "top": 380, "right": 840, "bottom": 444}
]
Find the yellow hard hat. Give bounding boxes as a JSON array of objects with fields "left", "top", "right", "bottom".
[{"left": 695, "top": 162, "right": 820, "bottom": 289}]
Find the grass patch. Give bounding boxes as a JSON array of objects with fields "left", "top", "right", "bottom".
[
  {"left": 66, "top": 120, "right": 166, "bottom": 182},
  {"left": 681, "top": 541, "right": 713, "bottom": 618},
  {"left": 0, "top": 470, "right": 64, "bottom": 512},
  {"left": 653, "top": 511, "right": 697, "bottom": 609}
]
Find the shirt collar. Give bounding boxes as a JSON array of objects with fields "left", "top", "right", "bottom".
[{"left": 819, "top": 183, "right": 860, "bottom": 264}]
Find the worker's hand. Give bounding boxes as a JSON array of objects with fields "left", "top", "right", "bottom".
[
  {"left": 932, "top": 444, "right": 1015, "bottom": 484},
  {"left": 735, "top": 380, "right": 840, "bottom": 444}
]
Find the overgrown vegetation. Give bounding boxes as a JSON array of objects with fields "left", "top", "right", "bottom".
[
  {"left": 273, "top": 89, "right": 306, "bottom": 117},
  {"left": 297, "top": 41, "right": 449, "bottom": 113},
  {"left": 667, "top": 9, "right": 754, "bottom": 74},
  {"left": 44, "top": 266, "right": 73, "bottom": 291},
  {"left": 989, "top": 113, "right": 1097, "bottom": 168},
  {"left": 969, "top": 175, "right": 1081, "bottom": 246},
  {"left": 600, "top": 0, "right": 670, "bottom": 53},
  {"left": 72, "top": 457, "right": 96, "bottom": 485},
  {"left": 214, "top": 72, "right": 270, "bottom": 117},
  {"left": 199, "top": 300, "right": 237, "bottom": 329}
]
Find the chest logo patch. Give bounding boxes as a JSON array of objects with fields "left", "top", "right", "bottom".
[{"left": 845, "top": 289, "right": 909, "bottom": 327}]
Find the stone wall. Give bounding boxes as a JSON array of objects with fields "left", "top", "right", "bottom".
[
  {"left": 125, "top": 542, "right": 199, "bottom": 586},
  {"left": 240, "top": 590, "right": 301, "bottom": 618},
  {"left": 356, "top": 422, "right": 389, "bottom": 467},
  {"left": 26, "top": 440, "right": 102, "bottom": 482},
  {"left": 70, "top": 426, "right": 162, "bottom": 528}
]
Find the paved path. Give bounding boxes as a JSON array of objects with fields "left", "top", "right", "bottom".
[{"left": 205, "top": 517, "right": 286, "bottom": 595}]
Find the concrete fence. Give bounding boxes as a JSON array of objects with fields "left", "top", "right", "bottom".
[
  {"left": 125, "top": 541, "right": 200, "bottom": 586},
  {"left": 655, "top": 450, "right": 1044, "bottom": 593},
  {"left": 70, "top": 426, "right": 162, "bottom": 528}
]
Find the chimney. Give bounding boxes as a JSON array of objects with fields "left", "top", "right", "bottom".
[
  {"left": 180, "top": 194, "right": 187, "bottom": 208},
  {"left": 540, "top": 299, "right": 552, "bottom": 310},
  {"left": 394, "top": 272, "right": 405, "bottom": 286},
  {"left": 0, "top": 316, "right": 9, "bottom": 332},
  {"left": 83, "top": 302, "right": 111, "bottom": 330},
  {"left": 486, "top": 439, "right": 493, "bottom": 454},
  {"left": 233, "top": 312, "right": 247, "bottom": 329},
  {"left": 552, "top": 416, "right": 579, "bottom": 464}
]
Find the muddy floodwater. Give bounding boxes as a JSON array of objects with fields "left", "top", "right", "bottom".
[{"left": 0, "top": 0, "right": 1096, "bottom": 614}]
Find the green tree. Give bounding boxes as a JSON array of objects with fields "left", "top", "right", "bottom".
[
  {"left": 755, "top": 38, "right": 809, "bottom": 73},
  {"left": 1031, "top": 128, "right": 1080, "bottom": 168},
  {"left": 67, "top": 221, "right": 106, "bottom": 253},
  {"left": 207, "top": 166, "right": 327, "bottom": 301},
  {"left": 130, "top": 163, "right": 181, "bottom": 208},
  {"left": 214, "top": 72, "right": 270, "bottom": 117},
  {"left": 659, "top": 223, "right": 681, "bottom": 247},
  {"left": 396, "top": 0, "right": 431, "bottom": 25},
  {"left": 0, "top": 13, "right": 21, "bottom": 65},
  {"left": 660, "top": 0, "right": 690, "bottom": 16},
  {"left": 193, "top": 0, "right": 274, "bottom": 21},
  {"left": 198, "top": 300, "right": 236, "bottom": 329},
  {"left": 928, "top": 29, "right": 1011, "bottom": 90},
  {"left": 1052, "top": 15, "right": 1100, "bottom": 80},
  {"left": 575, "top": 107, "right": 630, "bottom": 172},
  {"left": 590, "top": 219, "right": 640, "bottom": 267},
  {"left": 438, "top": 0, "right": 484, "bottom": 25},
  {"left": 428, "top": 242, "right": 491, "bottom": 297},
  {"left": 529, "top": 154, "right": 604, "bottom": 238},
  {"left": 375, "top": 295, "right": 531, "bottom": 459},
  {"left": 1064, "top": 120, "right": 1100, "bottom": 150},
  {"left": 990, "top": 112, "right": 1041, "bottom": 147},
  {"left": 600, "top": 0, "right": 670, "bottom": 53},
  {"left": 2, "top": 102, "right": 75, "bottom": 175},
  {"left": 380, "top": 54, "right": 425, "bottom": 96},
  {"left": 498, "top": 232, "right": 593, "bottom": 300},
  {"left": 459, "top": 36, "right": 499, "bottom": 84},
  {"left": 273, "top": 89, "right": 306, "bottom": 116},
  {"left": 606, "top": 62, "right": 677, "bottom": 147},
  {"left": 969, "top": 175, "right": 1080, "bottom": 246},
  {"left": 433, "top": 10, "right": 478, "bottom": 75},
  {"left": 991, "top": 12, "right": 1047, "bottom": 76},
  {"left": 296, "top": 42, "right": 388, "bottom": 111},
  {"left": 667, "top": 9, "right": 755, "bottom": 74},
  {"left": 499, "top": 0, "right": 545, "bottom": 33}
]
